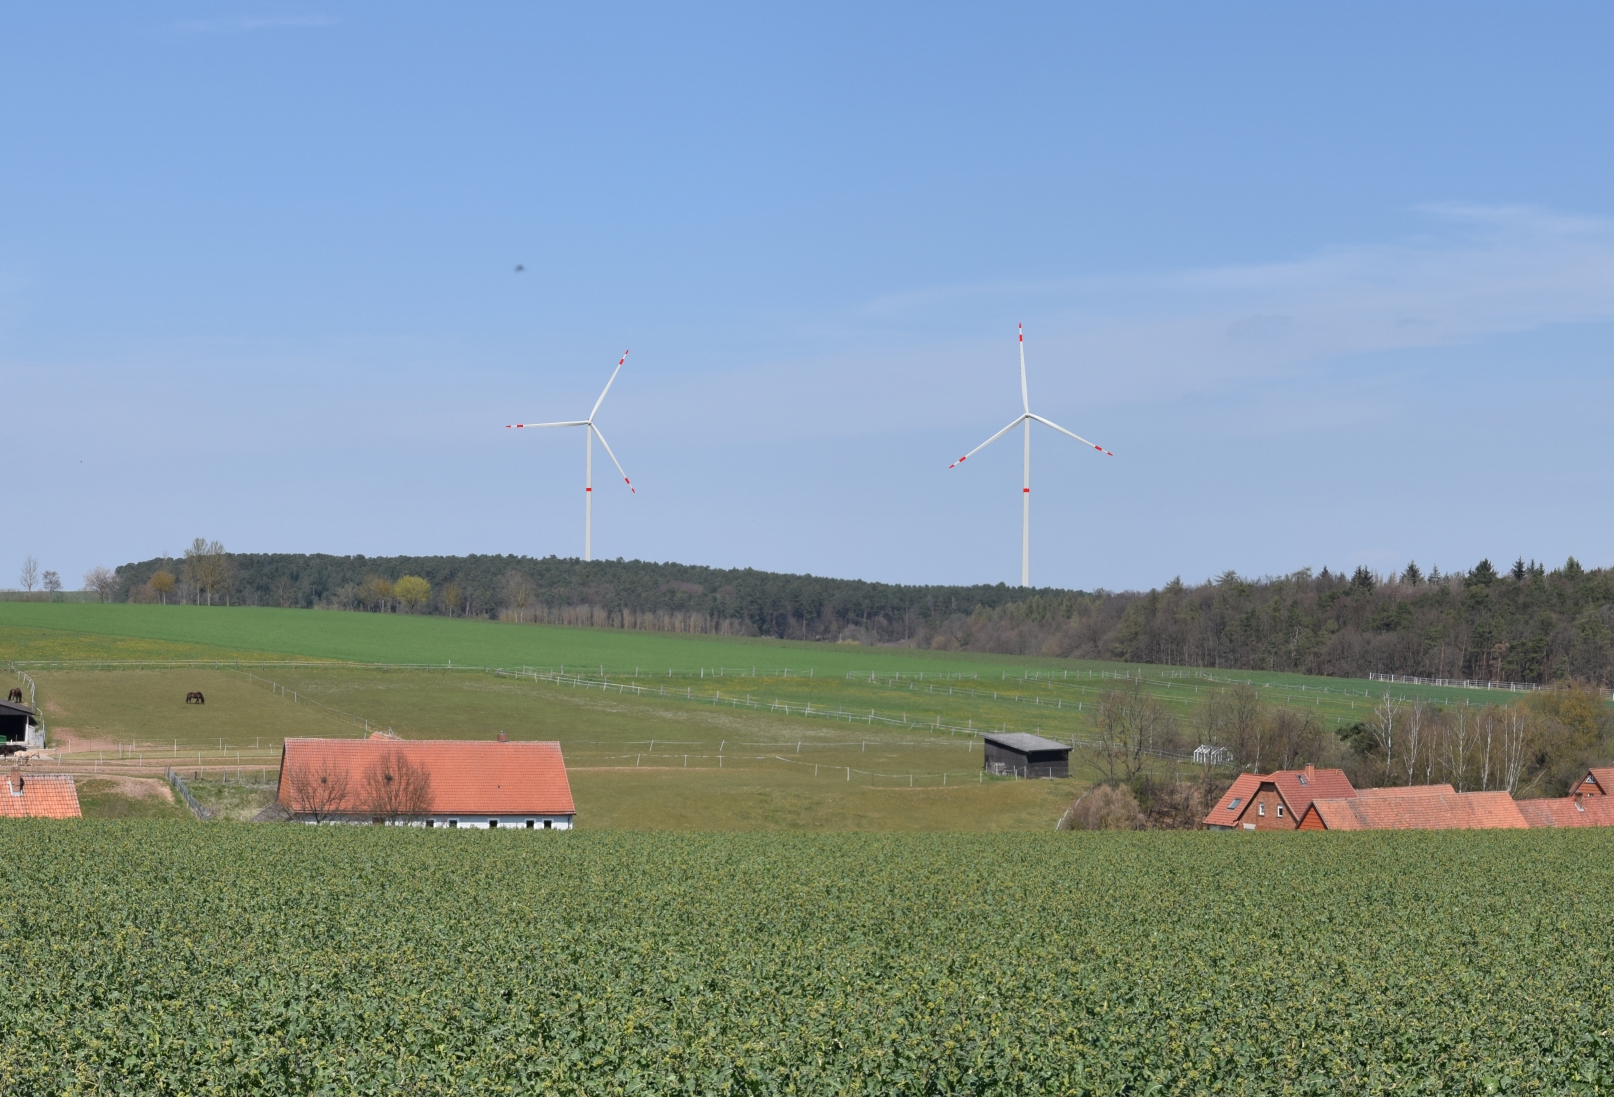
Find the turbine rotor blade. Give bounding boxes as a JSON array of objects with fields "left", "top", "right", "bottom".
[
  {"left": 507, "top": 420, "right": 589, "bottom": 429},
  {"left": 1018, "top": 323, "right": 1029, "bottom": 414},
  {"left": 1028, "top": 413, "right": 1113, "bottom": 455},
  {"left": 590, "top": 424, "right": 636, "bottom": 493},
  {"left": 948, "top": 415, "right": 1027, "bottom": 468},
  {"left": 588, "top": 349, "right": 630, "bottom": 422}
]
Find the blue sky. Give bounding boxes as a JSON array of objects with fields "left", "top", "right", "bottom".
[{"left": 5, "top": 3, "right": 1613, "bottom": 593}]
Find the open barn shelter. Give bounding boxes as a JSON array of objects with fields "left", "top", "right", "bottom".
[
  {"left": 981, "top": 732, "right": 1071, "bottom": 778},
  {"left": 274, "top": 732, "right": 576, "bottom": 829},
  {"left": 0, "top": 700, "right": 44, "bottom": 752}
]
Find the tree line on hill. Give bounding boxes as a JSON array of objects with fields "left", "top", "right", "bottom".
[{"left": 111, "top": 547, "right": 1614, "bottom": 689}]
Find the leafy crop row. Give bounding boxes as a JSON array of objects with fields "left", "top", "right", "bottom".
[{"left": 0, "top": 826, "right": 1610, "bottom": 1094}]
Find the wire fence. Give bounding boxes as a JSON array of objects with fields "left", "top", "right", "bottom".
[{"left": 166, "top": 768, "right": 212, "bottom": 820}]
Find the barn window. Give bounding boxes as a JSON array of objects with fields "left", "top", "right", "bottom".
[
  {"left": 426, "top": 820, "right": 435, "bottom": 828},
  {"left": 448, "top": 820, "right": 458, "bottom": 828},
  {"left": 1258, "top": 803, "right": 1266, "bottom": 817},
  {"left": 489, "top": 820, "right": 498, "bottom": 828},
  {"left": 525, "top": 820, "right": 534, "bottom": 829},
  {"left": 544, "top": 820, "right": 552, "bottom": 829}
]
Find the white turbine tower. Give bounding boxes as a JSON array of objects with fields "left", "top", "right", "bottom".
[
  {"left": 506, "top": 350, "right": 636, "bottom": 561},
  {"left": 949, "top": 325, "right": 1112, "bottom": 587}
]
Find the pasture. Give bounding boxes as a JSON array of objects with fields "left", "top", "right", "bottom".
[
  {"left": 2, "top": 602, "right": 1572, "bottom": 829},
  {"left": 2, "top": 822, "right": 1612, "bottom": 1092}
]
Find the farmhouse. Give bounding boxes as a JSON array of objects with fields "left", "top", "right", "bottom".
[
  {"left": 981, "top": 732, "right": 1071, "bottom": 778},
  {"left": 0, "top": 772, "right": 81, "bottom": 819},
  {"left": 0, "top": 700, "right": 45, "bottom": 753},
  {"left": 1204, "top": 764, "right": 1356, "bottom": 830},
  {"left": 1298, "top": 788, "right": 1527, "bottom": 830},
  {"left": 275, "top": 733, "right": 575, "bottom": 829}
]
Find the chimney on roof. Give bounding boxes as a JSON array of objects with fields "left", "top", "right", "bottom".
[
  {"left": 497, "top": 730, "right": 508, "bottom": 743},
  {"left": 1305, "top": 764, "right": 1316, "bottom": 783}
]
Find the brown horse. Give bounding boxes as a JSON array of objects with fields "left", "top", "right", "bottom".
[
  {"left": 5, "top": 688, "right": 20, "bottom": 704},
  {"left": 185, "top": 691, "right": 206, "bottom": 704}
]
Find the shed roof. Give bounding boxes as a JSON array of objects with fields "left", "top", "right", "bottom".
[
  {"left": 1516, "top": 795, "right": 1614, "bottom": 828},
  {"left": 278, "top": 736, "right": 575, "bottom": 816},
  {"left": 0, "top": 773, "right": 81, "bottom": 819},
  {"left": 0, "top": 700, "right": 36, "bottom": 718},
  {"left": 982, "top": 732, "right": 1071, "bottom": 755},
  {"left": 1304, "top": 789, "right": 1526, "bottom": 831}
]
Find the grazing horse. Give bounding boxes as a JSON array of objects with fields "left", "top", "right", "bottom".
[
  {"left": 6, "top": 688, "right": 20, "bottom": 704},
  {"left": 185, "top": 691, "right": 206, "bottom": 705}
]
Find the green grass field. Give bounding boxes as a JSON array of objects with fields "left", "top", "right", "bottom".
[
  {"left": 3, "top": 602, "right": 1584, "bottom": 831},
  {"left": 2, "top": 823, "right": 1611, "bottom": 1092}
]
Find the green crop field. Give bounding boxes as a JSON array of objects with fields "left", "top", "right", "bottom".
[{"left": 2, "top": 823, "right": 1611, "bottom": 1093}]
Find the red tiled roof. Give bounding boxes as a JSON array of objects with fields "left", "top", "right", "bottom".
[
  {"left": 1203, "top": 766, "right": 1356, "bottom": 827},
  {"left": 1304, "top": 789, "right": 1526, "bottom": 831},
  {"left": 1569, "top": 768, "right": 1614, "bottom": 797},
  {"left": 277, "top": 737, "right": 574, "bottom": 817},
  {"left": 1267, "top": 767, "right": 1355, "bottom": 820},
  {"left": 0, "top": 773, "right": 81, "bottom": 819},
  {"left": 1205, "top": 773, "right": 1264, "bottom": 825},
  {"left": 1516, "top": 795, "right": 1614, "bottom": 828},
  {"left": 1357, "top": 784, "right": 1457, "bottom": 799}
]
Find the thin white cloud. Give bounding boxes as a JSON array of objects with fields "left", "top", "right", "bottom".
[
  {"left": 859, "top": 205, "right": 1614, "bottom": 399},
  {"left": 167, "top": 14, "right": 338, "bottom": 34}
]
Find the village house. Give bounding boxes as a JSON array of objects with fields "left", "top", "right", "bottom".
[
  {"left": 1298, "top": 787, "right": 1527, "bottom": 830},
  {"left": 273, "top": 732, "right": 575, "bottom": 829},
  {"left": 1204, "top": 764, "right": 1356, "bottom": 830},
  {"left": 1513, "top": 767, "right": 1614, "bottom": 828},
  {"left": 0, "top": 772, "right": 81, "bottom": 819}
]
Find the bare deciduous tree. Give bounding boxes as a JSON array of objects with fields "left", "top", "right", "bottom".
[
  {"left": 182, "top": 538, "right": 230, "bottom": 605},
  {"left": 1368, "top": 692, "right": 1400, "bottom": 785},
  {"left": 501, "top": 571, "right": 536, "bottom": 622},
  {"left": 83, "top": 566, "right": 118, "bottom": 603},
  {"left": 285, "top": 757, "right": 354, "bottom": 823},
  {"left": 1085, "top": 680, "right": 1179, "bottom": 785},
  {"left": 362, "top": 749, "right": 433, "bottom": 824},
  {"left": 19, "top": 556, "right": 37, "bottom": 593}
]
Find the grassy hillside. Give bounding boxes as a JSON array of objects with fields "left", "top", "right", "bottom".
[
  {"left": 3, "top": 824, "right": 1612, "bottom": 1091},
  {"left": 8, "top": 602, "right": 1594, "bottom": 831}
]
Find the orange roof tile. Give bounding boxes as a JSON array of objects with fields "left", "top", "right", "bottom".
[
  {"left": 277, "top": 737, "right": 574, "bottom": 817},
  {"left": 1203, "top": 766, "right": 1356, "bottom": 827},
  {"left": 1568, "top": 768, "right": 1614, "bottom": 797},
  {"left": 1516, "top": 795, "right": 1614, "bottom": 828},
  {"left": 1304, "top": 789, "right": 1526, "bottom": 831},
  {"left": 1267, "top": 766, "right": 1355, "bottom": 820},
  {"left": 0, "top": 773, "right": 81, "bottom": 819},
  {"left": 1357, "top": 784, "right": 1458, "bottom": 798},
  {"left": 1204, "top": 772, "right": 1264, "bottom": 826}
]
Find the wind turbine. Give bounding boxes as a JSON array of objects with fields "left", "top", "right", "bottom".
[
  {"left": 506, "top": 350, "right": 636, "bottom": 562},
  {"left": 949, "top": 325, "right": 1112, "bottom": 587}
]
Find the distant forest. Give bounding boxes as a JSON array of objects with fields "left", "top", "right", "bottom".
[{"left": 113, "top": 550, "right": 1614, "bottom": 688}]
